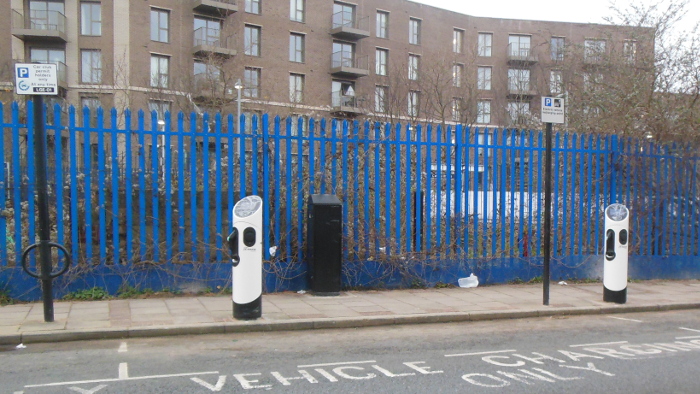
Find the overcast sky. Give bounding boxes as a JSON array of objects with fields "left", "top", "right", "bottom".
[{"left": 411, "top": 0, "right": 700, "bottom": 33}]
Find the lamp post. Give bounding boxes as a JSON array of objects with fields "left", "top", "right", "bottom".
[{"left": 234, "top": 79, "right": 243, "bottom": 155}]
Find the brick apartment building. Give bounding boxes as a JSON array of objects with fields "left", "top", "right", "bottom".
[{"left": 0, "top": 0, "right": 651, "bottom": 127}]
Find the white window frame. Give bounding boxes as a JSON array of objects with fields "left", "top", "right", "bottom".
[
  {"left": 408, "top": 91, "right": 419, "bottom": 117},
  {"left": 584, "top": 39, "right": 606, "bottom": 62},
  {"left": 453, "top": 28, "right": 464, "bottom": 54},
  {"left": 409, "top": 18, "right": 421, "bottom": 45},
  {"left": 150, "top": 54, "right": 169, "bottom": 88},
  {"left": 408, "top": 54, "right": 419, "bottom": 80},
  {"left": 150, "top": 8, "right": 169, "bottom": 43},
  {"left": 508, "top": 68, "right": 530, "bottom": 92},
  {"left": 376, "top": 48, "right": 388, "bottom": 76},
  {"left": 477, "top": 66, "right": 491, "bottom": 90},
  {"left": 290, "top": 0, "right": 304, "bottom": 22},
  {"left": 376, "top": 11, "right": 389, "bottom": 38},
  {"left": 551, "top": 37, "right": 565, "bottom": 61},
  {"left": 289, "top": 73, "right": 304, "bottom": 103},
  {"left": 478, "top": 33, "right": 492, "bottom": 57},
  {"left": 244, "top": 25, "right": 261, "bottom": 56},
  {"left": 477, "top": 100, "right": 491, "bottom": 124},
  {"left": 550, "top": 70, "right": 563, "bottom": 95},
  {"left": 375, "top": 85, "right": 387, "bottom": 113},
  {"left": 289, "top": 33, "right": 305, "bottom": 63},
  {"left": 80, "top": 49, "right": 102, "bottom": 84},
  {"left": 452, "top": 63, "right": 463, "bottom": 87},
  {"left": 244, "top": 67, "right": 261, "bottom": 98},
  {"left": 245, "top": 0, "right": 261, "bottom": 14},
  {"left": 80, "top": 2, "right": 101, "bottom": 36}
]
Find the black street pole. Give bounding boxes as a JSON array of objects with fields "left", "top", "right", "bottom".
[
  {"left": 33, "top": 95, "right": 54, "bottom": 322},
  {"left": 543, "top": 122, "right": 552, "bottom": 306}
]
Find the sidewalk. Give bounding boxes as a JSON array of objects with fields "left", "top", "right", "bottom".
[{"left": 1, "top": 280, "right": 699, "bottom": 345}]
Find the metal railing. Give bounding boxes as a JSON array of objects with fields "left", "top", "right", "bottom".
[
  {"left": 193, "top": 27, "right": 229, "bottom": 48},
  {"left": 331, "top": 51, "right": 369, "bottom": 71},
  {"left": 331, "top": 90, "right": 357, "bottom": 108},
  {"left": 12, "top": 9, "right": 67, "bottom": 33},
  {"left": 331, "top": 10, "right": 369, "bottom": 31},
  {"left": 507, "top": 43, "right": 537, "bottom": 62}
]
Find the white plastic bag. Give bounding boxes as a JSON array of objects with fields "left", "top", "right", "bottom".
[{"left": 458, "top": 273, "right": 479, "bottom": 288}]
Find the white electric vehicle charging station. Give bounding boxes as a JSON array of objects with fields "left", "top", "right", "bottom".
[
  {"left": 603, "top": 203, "right": 630, "bottom": 304},
  {"left": 227, "top": 195, "right": 263, "bottom": 320}
]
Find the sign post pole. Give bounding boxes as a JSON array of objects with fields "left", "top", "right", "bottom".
[
  {"left": 541, "top": 96, "right": 565, "bottom": 306},
  {"left": 15, "top": 63, "right": 71, "bottom": 323}
]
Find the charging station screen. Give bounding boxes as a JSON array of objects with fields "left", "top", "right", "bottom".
[{"left": 234, "top": 196, "right": 262, "bottom": 218}]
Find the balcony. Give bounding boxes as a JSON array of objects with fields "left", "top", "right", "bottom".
[
  {"left": 507, "top": 44, "right": 538, "bottom": 64},
  {"left": 11, "top": 9, "right": 67, "bottom": 42},
  {"left": 192, "top": 0, "right": 237, "bottom": 15},
  {"left": 193, "top": 28, "right": 236, "bottom": 57},
  {"left": 330, "top": 91, "right": 363, "bottom": 116},
  {"left": 507, "top": 83, "right": 536, "bottom": 97},
  {"left": 584, "top": 54, "right": 605, "bottom": 67},
  {"left": 330, "top": 11, "right": 370, "bottom": 40},
  {"left": 330, "top": 52, "right": 369, "bottom": 78}
]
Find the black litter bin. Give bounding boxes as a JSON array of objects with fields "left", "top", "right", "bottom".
[{"left": 306, "top": 194, "right": 342, "bottom": 295}]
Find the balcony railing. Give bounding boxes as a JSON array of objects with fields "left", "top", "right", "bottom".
[
  {"left": 508, "top": 81, "right": 535, "bottom": 96},
  {"left": 192, "top": 0, "right": 237, "bottom": 15},
  {"left": 330, "top": 10, "right": 369, "bottom": 39},
  {"left": 507, "top": 44, "right": 538, "bottom": 63},
  {"left": 330, "top": 90, "right": 362, "bottom": 115},
  {"left": 330, "top": 52, "right": 369, "bottom": 77},
  {"left": 11, "top": 9, "right": 67, "bottom": 42},
  {"left": 193, "top": 27, "right": 236, "bottom": 57}
]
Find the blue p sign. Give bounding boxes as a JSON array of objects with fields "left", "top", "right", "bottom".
[
  {"left": 544, "top": 98, "right": 553, "bottom": 107},
  {"left": 17, "top": 67, "right": 29, "bottom": 79}
]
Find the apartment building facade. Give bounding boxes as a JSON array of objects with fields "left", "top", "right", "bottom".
[{"left": 0, "top": 0, "right": 651, "bottom": 127}]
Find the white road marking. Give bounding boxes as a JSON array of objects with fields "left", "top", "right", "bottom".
[
  {"left": 68, "top": 385, "right": 107, "bottom": 393},
  {"left": 298, "top": 360, "right": 376, "bottom": 368},
  {"left": 119, "top": 363, "right": 129, "bottom": 379},
  {"left": 13, "top": 391, "right": 24, "bottom": 394},
  {"left": 191, "top": 376, "right": 226, "bottom": 392},
  {"left": 445, "top": 349, "right": 517, "bottom": 358},
  {"left": 118, "top": 342, "right": 127, "bottom": 353},
  {"left": 607, "top": 316, "right": 643, "bottom": 323},
  {"left": 679, "top": 327, "right": 700, "bottom": 333},
  {"left": 24, "top": 371, "right": 219, "bottom": 388},
  {"left": 676, "top": 335, "right": 700, "bottom": 340},
  {"left": 570, "top": 341, "right": 628, "bottom": 348}
]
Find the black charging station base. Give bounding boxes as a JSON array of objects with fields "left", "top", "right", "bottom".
[{"left": 603, "top": 287, "right": 627, "bottom": 304}]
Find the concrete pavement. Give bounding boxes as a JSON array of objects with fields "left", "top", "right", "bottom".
[{"left": 1, "top": 280, "right": 699, "bottom": 345}]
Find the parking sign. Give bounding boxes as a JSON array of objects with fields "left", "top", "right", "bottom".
[
  {"left": 14, "top": 63, "right": 58, "bottom": 95},
  {"left": 541, "top": 96, "right": 565, "bottom": 124}
]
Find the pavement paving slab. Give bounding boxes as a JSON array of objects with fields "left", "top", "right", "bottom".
[{"left": 0, "top": 280, "right": 698, "bottom": 345}]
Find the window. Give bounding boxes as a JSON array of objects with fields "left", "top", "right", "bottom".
[
  {"left": 376, "top": 11, "right": 388, "bottom": 38},
  {"left": 409, "top": 18, "right": 421, "bottom": 45},
  {"left": 551, "top": 37, "right": 565, "bottom": 61},
  {"left": 333, "top": 41, "right": 355, "bottom": 67},
  {"left": 245, "top": 0, "right": 261, "bottom": 14},
  {"left": 375, "top": 85, "right": 387, "bottom": 113},
  {"left": 508, "top": 102, "right": 530, "bottom": 124},
  {"left": 478, "top": 33, "right": 492, "bottom": 57},
  {"left": 81, "top": 97, "right": 100, "bottom": 111},
  {"left": 452, "top": 64, "right": 463, "bottom": 87},
  {"left": 150, "top": 55, "right": 169, "bottom": 88},
  {"left": 290, "top": 115, "right": 307, "bottom": 136},
  {"left": 290, "top": 0, "right": 304, "bottom": 22},
  {"left": 477, "top": 66, "right": 491, "bottom": 90},
  {"left": 408, "top": 91, "right": 419, "bottom": 117},
  {"left": 148, "top": 100, "right": 171, "bottom": 121},
  {"left": 332, "top": 80, "right": 356, "bottom": 107},
  {"left": 477, "top": 100, "right": 491, "bottom": 124},
  {"left": 194, "top": 17, "right": 222, "bottom": 46},
  {"left": 333, "top": 2, "right": 355, "bottom": 28},
  {"left": 451, "top": 98, "right": 461, "bottom": 122},
  {"left": 508, "top": 69, "right": 530, "bottom": 92},
  {"left": 244, "top": 25, "right": 261, "bottom": 56},
  {"left": 508, "top": 35, "right": 531, "bottom": 57},
  {"left": 583, "top": 72, "right": 603, "bottom": 92},
  {"left": 289, "top": 73, "right": 304, "bottom": 103},
  {"left": 194, "top": 60, "right": 221, "bottom": 89},
  {"left": 289, "top": 33, "right": 305, "bottom": 62},
  {"left": 550, "top": 70, "right": 563, "bottom": 94},
  {"left": 243, "top": 67, "right": 260, "bottom": 98},
  {"left": 30, "top": 48, "right": 65, "bottom": 82},
  {"left": 29, "top": 0, "right": 65, "bottom": 29},
  {"left": 624, "top": 40, "right": 637, "bottom": 64},
  {"left": 584, "top": 39, "right": 606, "bottom": 63},
  {"left": 80, "top": 2, "right": 101, "bottom": 36},
  {"left": 376, "top": 48, "right": 388, "bottom": 76},
  {"left": 408, "top": 54, "right": 419, "bottom": 80},
  {"left": 80, "top": 50, "right": 101, "bottom": 83},
  {"left": 453, "top": 29, "right": 464, "bottom": 53},
  {"left": 150, "top": 8, "right": 169, "bottom": 43}
]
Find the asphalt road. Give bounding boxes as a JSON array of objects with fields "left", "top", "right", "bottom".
[{"left": 2, "top": 310, "right": 700, "bottom": 393}]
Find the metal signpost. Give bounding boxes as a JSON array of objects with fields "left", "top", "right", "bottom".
[
  {"left": 15, "top": 63, "right": 71, "bottom": 322},
  {"left": 541, "top": 96, "right": 565, "bottom": 306}
]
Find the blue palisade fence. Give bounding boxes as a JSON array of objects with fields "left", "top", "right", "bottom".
[{"left": 0, "top": 102, "right": 698, "bottom": 300}]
